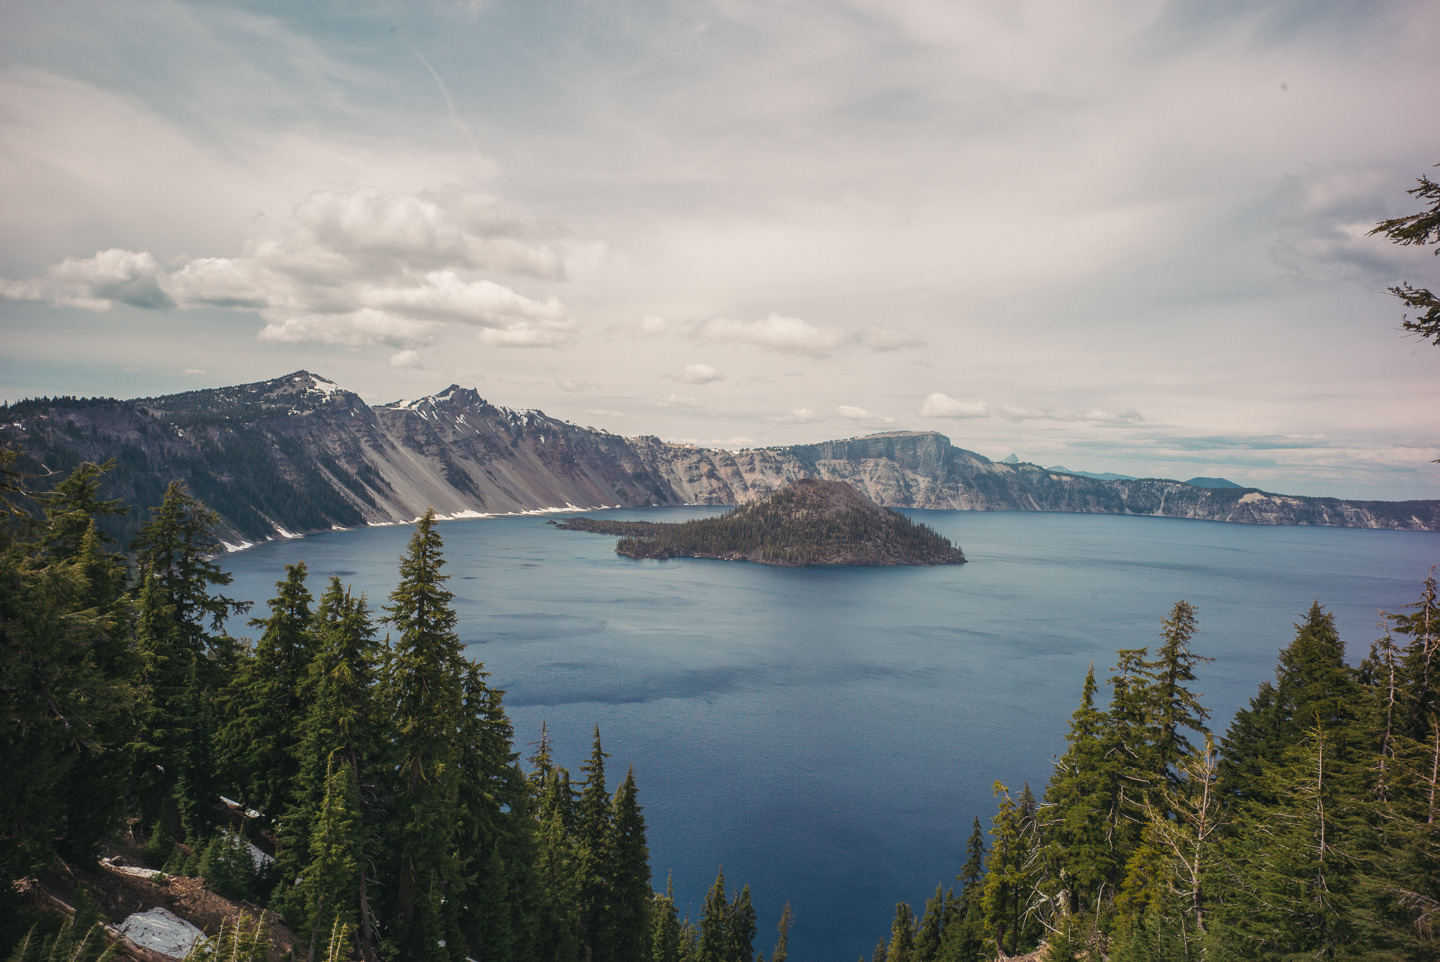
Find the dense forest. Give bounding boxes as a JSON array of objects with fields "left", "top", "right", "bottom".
[
  {"left": 0, "top": 452, "right": 788, "bottom": 962},
  {"left": 558, "top": 480, "right": 965, "bottom": 566},
  {"left": 859, "top": 590, "right": 1440, "bottom": 961}
]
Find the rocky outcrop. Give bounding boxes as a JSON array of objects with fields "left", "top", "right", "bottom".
[{"left": 2, "top": 371, "right": 1436, "bottom": 545}]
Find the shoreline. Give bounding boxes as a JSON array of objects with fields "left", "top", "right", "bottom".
[{"left": 221, "top": 502, "right": 624, "bottom": 554}]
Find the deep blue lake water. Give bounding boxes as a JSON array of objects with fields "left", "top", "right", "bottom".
[{"left": 221, "top": 509, "right": 1439, "bottom": 962}]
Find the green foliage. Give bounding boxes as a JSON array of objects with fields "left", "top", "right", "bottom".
[
  {"left": 878, "top": 591, "right": 1440, "bottom": 961},
  {"left": 1369, "top": 165, "right": 1440, "bottom": 346},
  {"left": 219, "top": 562, "right": 315, "bottom": 817},
  {"left": 5, "top": 915, "right": 116, "bottom": 962},
  {"left": 183, "top": 913, "right": 268, "bottom": 962},
  {"left": 198, "top": 831, "right": 258, "bottom": 904},
  {"left": 0, "top": 460, "right": 136, "bottom": 879}
]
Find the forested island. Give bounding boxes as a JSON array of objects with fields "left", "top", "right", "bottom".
[{"left": 555, "top": 479, "right": 966, "bottom": 566}]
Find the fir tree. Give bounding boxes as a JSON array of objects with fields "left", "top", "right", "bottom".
[
  {"left": 220, "top": 562, "right": 315, "bottom": 817},
  {"left": 304, "top": 755, "right": 361, "bottom": 958},
  {"left": 697, "top": 869, "right": 731, "bottom": 962},
  {"left": 1149, "top": 601, "right": 1212, "bottom": 787},
  {"left": 129, "top": 481, "right": 247, "bottom": 837},
  {"left": 651, "top": 879, "right": 684, "bottom": 962},
  {"left": 1041, "top": 664, "right": 1115, "bottom": 916},
  {"left": 770, "top": 903, "right": 792, "bottom": 962},
  {"left": 577, "top": 726, "right": 613, "bottom": 959},
  {"left": 729, "top": 885, "right": 757, "bottom": 962},
  {"left": 981, "top": 782, "right": 1038, "bottom": 957},
  {"left": 608, "top": 767, "right": 653, "bottom": 962},
  {"left": 381, "top": 509, "right": 467, "bottom": 962},
  {"left": 1219, "top": 601, "right": 1360, "bottom": 808},
  {"left": 884, "top": 903, "right": 915, "bottom": 962}
]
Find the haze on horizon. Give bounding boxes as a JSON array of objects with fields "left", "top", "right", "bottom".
[{"left": 1, "top": 0, "right": 1437, "bottom": 502}]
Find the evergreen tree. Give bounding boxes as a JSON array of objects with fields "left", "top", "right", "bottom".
[
  {"left": 913, "top": 886, "right": 945, "bottom": 962},
  {"left": 608, "top": 768, "right": 653, "bottom": 962},
  {"left": 381, "top": 510, "right": 467, "bottom": 962},
  {"left": 220, "top": 562, "right": 315, "bottom": 817},
  {"left": 729, "top": 886, "right": 757, "bottom": 962},
  {"left": 452, "top": 661, "right": 527, "bottom": 960},
  {"left": 884, "top": 903, "right": 915, "bottom": 962},
  {"left": 532, "top": 782, "right": 581, "bottom": 962},
  {"left": 1221, "top": 725, "right": 1372, "bottom": 958},
  {"left": 276, "top": 579, "right": 383, "bottom": 956},
  {"left": 697, "top": 869, "right": 732, "bottom": 962},
  {"left": 1149, "top": 601, "right": 1212, "bottom": 787},
  {"left": 651, "top": 879, "right": 684, "bottom": 962},
  {"left": 303, "top": 755, "right": 361, "bottom": 959},
  {"left": 939, "top": 818, "right": 986, "bottom": 962},
  {"left": 980, "top": 782, "right": 1038, "bottom": 957},
  {"left": 1041, "top": 664, "right": 1115, "bottom": 916},
  {"left": 1, "top": 459, "right": 138, "bottom": 878},
  {"left": 770, "top": 903, "right": 791, "bottom": 962},
  {"left": 577, "top": 726, "right": 613, "bottom": 959},
  {"left": 1219, "top": 601, "right": 1360, "bottom": 807},
  {"left": 1389, "top": 570, "right": 1439, "bottom": 743},
  {"left": 129, "top": 481, "right": 247, "bottom": 837}
]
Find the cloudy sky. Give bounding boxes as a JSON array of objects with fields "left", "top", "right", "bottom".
[{"left": 2, "top": 0, "right": 1437, "bottom": 500}]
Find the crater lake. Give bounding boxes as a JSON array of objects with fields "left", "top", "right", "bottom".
[{"left": 221, "top": 507, "right": 1438, "bottom": 962}]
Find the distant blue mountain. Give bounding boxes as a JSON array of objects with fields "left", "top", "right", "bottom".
[
  {"left": 1047, "top": 465, "right": 1137, "bottom": 482},
  {"left": 1186, "top": 476, "right": 1244, "bottom": 489}
]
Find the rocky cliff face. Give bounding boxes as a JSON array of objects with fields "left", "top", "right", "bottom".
[{"left": 3, "top": 371, "right": 1436, "bottom": 545}]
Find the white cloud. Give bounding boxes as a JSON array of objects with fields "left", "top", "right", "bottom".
[
  {"left": 0, "top": 186, "right": 575, "bottom": 350},
  {"left": 698, "top": 314, "right": 848, "bottom": 358},
  {"left": 839, "top": 405, "right": 894, "bottom": 423},
  {"left": 283, "top": 186, "right": 565, "bottom": 281},
  {"left": 672, "top": 363, "right": 725, "bottom": 385},
  {"left": 769, "top": 408, "right": 816, "bottom": 423},
  {"left": 919, "top": 393, "right": 990, "bottom": 418},
  {"left": 1, "top": 248, "right": 173, "bottom": 310},
  {"left": 389, "top": 349, "right": 423, "bottom": 369}
]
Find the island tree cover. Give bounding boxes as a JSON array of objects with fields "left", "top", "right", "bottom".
[
  {"left": 560, "top": 479, "right": 966, "bottom": 566},
  {"left": 864, "top": 594, "right": 1440, "bottom": 961},
  {"left": 0, "top": 453, "right": 785, "bottom": 962}
]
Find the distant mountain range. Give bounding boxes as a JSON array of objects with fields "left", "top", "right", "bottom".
[{"left": 3, "top": 370, "right": 1437, "bottom": 545}]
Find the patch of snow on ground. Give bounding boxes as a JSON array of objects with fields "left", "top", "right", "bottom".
[
  {"left": 118, "top": 907, "right": 205, "bottom": 959},
  {"left": 221, "top": 829, "right": 275, "bottom": 869},
  {"left": 307, "top": 376, "right": 341, "bottom": 397},
  {"left": 100, "top": 857, "right": 165, "bottom": 880}
]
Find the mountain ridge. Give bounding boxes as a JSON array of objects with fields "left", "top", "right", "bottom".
[{"left": 3, "top": 370, "right": 1437, "bottom": 544}]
